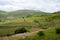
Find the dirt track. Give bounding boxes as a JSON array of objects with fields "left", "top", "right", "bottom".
[{"left": 0, "top": 28, "right": 42, "bottom": 40}]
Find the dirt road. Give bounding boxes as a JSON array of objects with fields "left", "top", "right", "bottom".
[{"left": 0, "top": 28, "right": 42, "bottom": 40}]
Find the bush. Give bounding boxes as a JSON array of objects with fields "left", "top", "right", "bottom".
[
  {"left": 15, "top": 27, "right": 27, "bottom": 34},
  {"left": 56, "top": 28, "right": 60, "bottom": 34},
  {"left": 34, "top": 20, "right": 39, "bottom": 23},
  {"left": 38, "top": 31, "right": 44, "bottom": 36}
]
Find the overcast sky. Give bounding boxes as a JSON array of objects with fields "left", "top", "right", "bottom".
[{"left": 0, "top": 0, "right": 60, "bottom": 12}]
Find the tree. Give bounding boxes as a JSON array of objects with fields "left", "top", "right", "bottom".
[
  {"left": 22, "top": 17, "right": 25, "bottom": 21},
  {"left": 34, "top": 20, "right": 39, "bottom": 23},
  {"left": 15, "top": 28, "right": 27, "bottom": 34}
]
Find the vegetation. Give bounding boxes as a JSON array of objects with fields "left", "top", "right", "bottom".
[
  {"left": 37, "top": 31, "right": 44, "bottom": 36},
  {"left": 23, "top": 27, "right": 60, "bottom": 40},
  {"left": 0, "top": 10, "right": 60, "bottom": 40},
  {"left": 56, "top": 28, "right": 60, "bottom": 34},
  {"left": 15, "top": 27, "right": 27, "bottom": 34}
]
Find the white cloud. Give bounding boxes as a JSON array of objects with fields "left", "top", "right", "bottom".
[{"left": 0, "top": 0, "right": 60, "bottom": 12}]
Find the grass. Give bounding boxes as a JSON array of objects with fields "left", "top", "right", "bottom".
[
  {"left": 1, "top": 27, "right": 60, "bottom": 40},
  {"left": 23, "top": 27, "right": 60, "bottom": 40},
  {"left": 0, "top": 11, "right": 60, "bottom": 40},
  {"left": 0, "top": 13, "right": 60, "bottom": 37},
  {"left": 0, "top": 14, "right": 47, "bottom": 37}
]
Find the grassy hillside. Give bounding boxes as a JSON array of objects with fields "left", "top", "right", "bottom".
[
  {"left": 0, "top": 10, "right": 60, "bottom": 40},
  {"left": 0, "top": 10, "right": 46, "bottom": 21},
  {"left": 24, "top": 27, "right": 60, "bottom": 40}
]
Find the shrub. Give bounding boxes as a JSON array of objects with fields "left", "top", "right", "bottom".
[
  {"left": 56, "top": 28, "right": 60, "bottom": 34},
  {"left": 15, "top": 27, "right": 27, "bottom": 34},
  {"left": 34, "top": 20, "right": 39, "bottom": 23},
  {"left": 38, "top": 31, "right": 44, "bottom": 36},
  {"left": 22, "top": 17, "right": 25, "bottom": 21}
]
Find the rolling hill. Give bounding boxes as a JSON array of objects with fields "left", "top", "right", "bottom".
[
  {"left": 0, "top": 10, "right": 60, "bottom": 40},
  {"left": 0, "top": 10, "right": 47, "bottom": 21}
]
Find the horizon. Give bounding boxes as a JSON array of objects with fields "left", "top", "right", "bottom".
[
  {"left": 0, "top": 0, "right": 60, "bottom": 13},
  {"left": 0, "top": 9, "right": 60, "bottom": 13}
]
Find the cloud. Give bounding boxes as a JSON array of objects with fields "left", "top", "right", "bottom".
[{"left": 0, "top": 0, "right": 60, "bottom": 12}]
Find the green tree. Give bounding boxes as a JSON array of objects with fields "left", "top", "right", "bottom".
[{"left": 15, "top": 27, "right": 27, "bottom": 34}]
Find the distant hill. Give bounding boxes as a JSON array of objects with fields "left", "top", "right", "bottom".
[
  {"left": 53, "top": 11, "right": 60, "bottom": 14},
  {"left": 0, "top": 10, "right": 60, "bottom": 21},
  {"left": 0, "top": 10, "right": 47, "bottom": 21},
  {"left": 8, "top": 10, "right": 47, "bottom": 16},
  {"left": 0, "top": 10, "right": 7, "bottom": 13}
]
